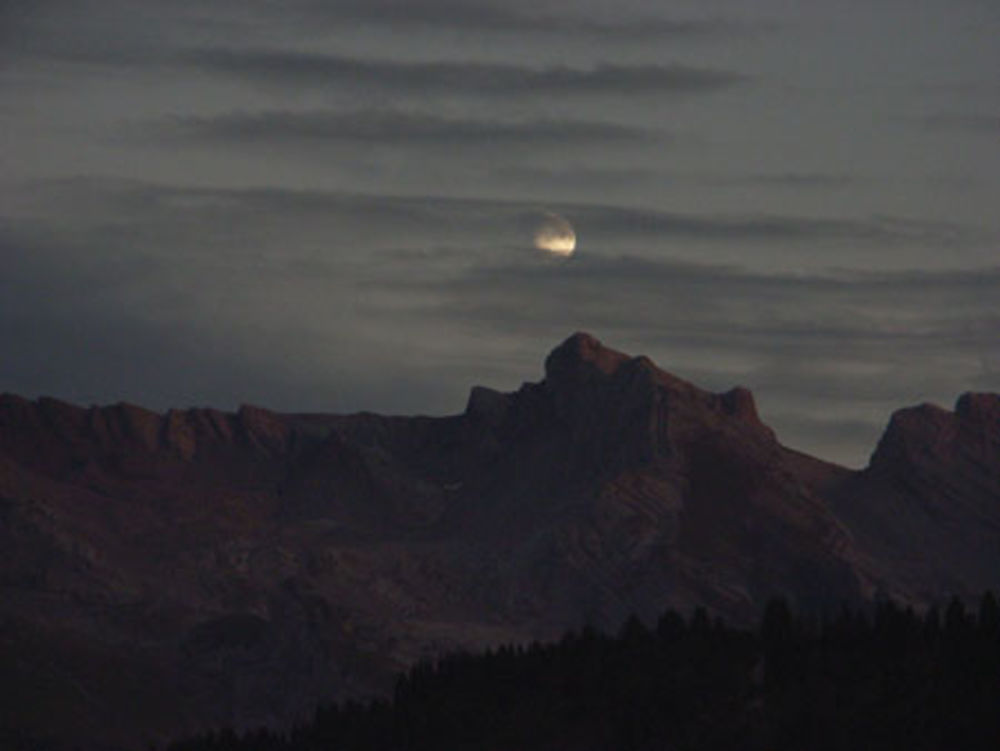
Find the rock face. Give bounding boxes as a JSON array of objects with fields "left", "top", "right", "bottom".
[
  {"left": 829, "top": 392, "right": 1000, "bottom": 602},
  {"left": 0, "top": 333, "right": 997, "bottom": 749}
]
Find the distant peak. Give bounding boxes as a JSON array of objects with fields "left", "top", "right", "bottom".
[
  {"left": 544, "top": 332, "right": 630, "bottom": 381},
  {"left": 867, "top": 401, "right": 957, "bottom": 470},
  {"left": 955, "top": 392, "right": 1000, "bottom": 423},
  {"left": 721, "top": 386, "right": 761, "bottom": 422},
  {"left": 563, "top": 331, "right": 602, "bottom": 349}
]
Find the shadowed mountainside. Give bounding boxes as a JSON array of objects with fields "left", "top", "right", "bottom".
[{"left": 1, "top": 333, "right": 998, "bottom": 748}]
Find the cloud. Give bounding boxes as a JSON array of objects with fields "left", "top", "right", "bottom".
[
  {"left": 567, "top": 204, "right": 976, "bottom": 248},
  {"left": 53, "top": 178, "right": 977, "bottom": 255},
  {"left": 12, "top": 177, "right": 984, "bottom": 258},
  {"left": 378, "top": 252, "right": 1000, "bottom": 331},
  {"left": 29, "top": 178, "right": 981, "bottom": 266},
  {"left": 0, "top": 0, "right": 752, "bottom": 73},
  {"left": 297, "top": 0, "right": 743, "bottom": 38},
  {"left": 4, "top": 178, "right": 997, "bottom": 468},
  {"left": 0, "top": 0, "right": 204, "bottom": 69},
  {"left": 160, "top": 109, "right": 653, "bottom": 149},
  {"left": 369, "top": 252, "right": 1000, "bottom": 465},
  {"left": 182, "top": 49, "right": 745, "bottom": 97},
  {"left": 0, "top": 215, "right": 471, "bottom": 415}
]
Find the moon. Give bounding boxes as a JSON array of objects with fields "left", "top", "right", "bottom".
[{"left": 533, "top": 212, "right": 576, "bottom": 256}]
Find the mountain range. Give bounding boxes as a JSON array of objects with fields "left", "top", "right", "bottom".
[{"left": 1, "top": 332, "right": 998, "bottom": 749}]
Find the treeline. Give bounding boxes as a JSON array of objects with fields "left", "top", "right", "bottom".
[{"left": 168, "top": 594, "right": 1000, "bottom": 751}]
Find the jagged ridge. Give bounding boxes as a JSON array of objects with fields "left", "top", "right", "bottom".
[{"left": 0, "top": 333, "right": 997, "bottom": 749}]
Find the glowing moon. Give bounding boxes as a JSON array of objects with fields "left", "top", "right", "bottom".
[{"left": 533, "top": 212, "right": 576, "bottom": 256}]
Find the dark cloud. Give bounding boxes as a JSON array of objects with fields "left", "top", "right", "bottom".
[
  {"left": 162, "top": 109, "right": 652, "bottom": 148},
  {"left": 381, "top": 253, "right": 1000, "bottom": 327},
  {"left": 4, "top": 12, "right": 745, "bottom": 97},
  {"left": 35, "top": 178, "right": 980, "bottom": 264},
  {"left": 297, "top": 0, "right": 741, "bottom": 38},
  {"left": 185, "top": 49, "right": 744, "bottom": 97},
  {"left": 0, "top": 0, "right": 751, "bottom": 73},
  {"left": 0, "top": 0, "right": 200, "bottom": 69},
  {"left": 0, "top": 219, "right": 469, "bottom": 415},
  {"left": 569, "top": 204, "right": 975, "bottom": 247},
  {"left": 0, "top": 226, "right": 238, "bottom": 407},
  {"left": 54, "top": 179, "right": 977, "bottom": 254},
  {"left": 482, "top": 168, "right": 865, "bottom": 205}
]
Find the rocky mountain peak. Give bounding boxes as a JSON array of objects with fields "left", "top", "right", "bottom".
[
  {"left": 867, "top": 402, "right": 955, "bottom": 468},
  {"left": 540, "top": 334, "right": 756, "bottom": 421},
  {"left": 521, "top": 333, "right": 775, "bottom": 477},
  {"left": 864, "top": 392, "right": 999, "bottom": 502},
  {"left": 541, "top": 332, "right": 697, "bottom": 406},
  {"left": 955, "top": 392, "right": 1000, "bottom": 426},
  {"left": 720, "top": 386, "right": 761, "bottom": 422},
  {"left": 543, "top": 332, "right": 631, "bottom": 381}
]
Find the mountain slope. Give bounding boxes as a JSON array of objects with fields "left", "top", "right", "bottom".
[
  {"left": 829, "top": 392, "right": 1000, "bottom": 602},
  {"left": 0, "top": 333, "right": 997, "bottom": 748}
]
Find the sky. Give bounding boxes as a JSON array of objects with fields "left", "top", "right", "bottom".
[{"left": 1, "top": 0, "right": 998, "bottom": 467}]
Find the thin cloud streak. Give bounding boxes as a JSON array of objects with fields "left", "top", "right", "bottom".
[
  {"left": 27, "top": 179, "right": 981, "bottom": 254},
  {"left": 185, "top": 49, "right": 746, "bottom": 96},
  {"left": 382, "top": 253, "right": 1000, "bottom": 331},
  {"left": 162, "top": 110, "right": 653, "bottom": 148},
  {"left": 19, "top": 178, "right": 983, "bottom": 260},
  {"left": 300, "top": 0, "right": 744, "bottom": 38},
  {"left": 572, "top": 205, "right": 980, "bottom": 247},
  {"left": 0, "top": 0, "right": 755, "bottom": 73}
]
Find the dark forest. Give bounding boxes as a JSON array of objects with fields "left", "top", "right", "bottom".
[{"left": 164, "top": 595, "right": 1000, "bottom": 751}]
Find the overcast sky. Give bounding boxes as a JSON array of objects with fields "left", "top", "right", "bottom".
[{"left": 1, "top": 0, "right": 998, "bottom": 466}]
